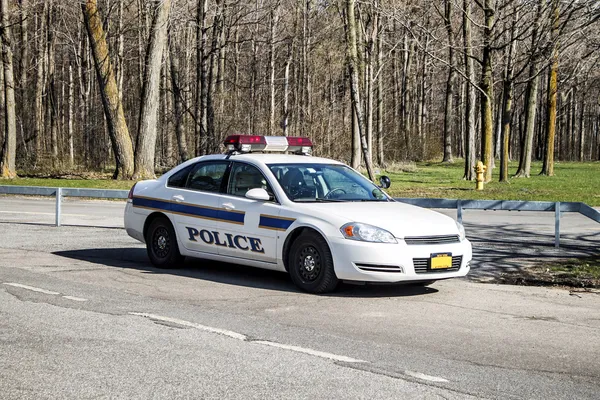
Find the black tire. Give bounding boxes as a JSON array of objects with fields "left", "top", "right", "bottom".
[
  {"left": 288, "top": 231, "right": 339, "bottom": 294},
  {"left": 145, "top": 216, "right": 184, "bottom": 269}
]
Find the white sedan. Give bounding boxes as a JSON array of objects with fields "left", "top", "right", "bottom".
[{"left": 124, "top": 135, "right": 472, "bottom": 293}]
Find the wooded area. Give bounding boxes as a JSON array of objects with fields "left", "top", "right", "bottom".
[{"left": 0, "top": 0, "right": 599, "bottom": 181}]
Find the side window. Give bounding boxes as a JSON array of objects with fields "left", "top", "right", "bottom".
[
  {"left": 228, "top": 163, "right": 273, "bottom": 198},
  {"left": 167, "top": 165, "right": 193, "bottom": 188},
  {"left": 186, "top": 162, "right": 228, "bottom": 193}
]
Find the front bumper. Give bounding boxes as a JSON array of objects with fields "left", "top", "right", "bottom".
[{"left": 328, "top": 236, "right": 472, "bottom": 282}]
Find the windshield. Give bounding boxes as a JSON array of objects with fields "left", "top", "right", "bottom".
[{"left": 268, "top": 163, "right": 390, "bottom": 202}]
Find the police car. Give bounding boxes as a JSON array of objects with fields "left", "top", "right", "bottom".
[{"left": 124, "top": 135, "right": 472, "bottom": 293}]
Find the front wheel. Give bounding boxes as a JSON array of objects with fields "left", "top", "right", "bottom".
[
  {"left": 145, "top": 216, "right": 184, "bottom": 269},
  {"left": 288, "top": 231, "right": 339, "bottom": 294}
]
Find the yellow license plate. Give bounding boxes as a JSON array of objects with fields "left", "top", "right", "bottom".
[{"left": 430, "top": 254, "right": 452, "bottom": 269}]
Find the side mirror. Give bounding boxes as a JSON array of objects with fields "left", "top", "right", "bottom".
[
  {"left": 245, "top": 188, "right": 271, "bottom": 201},
  {"left": 379, "top": 175, "right": 391, "bottom": 189}
]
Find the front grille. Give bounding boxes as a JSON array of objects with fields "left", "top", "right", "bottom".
[
  {"left": 413, "top": 256, "right": 463, "bottom": 274},
  {"left": 404, "top": 235, "right": 460, "bottom": 245},
  {"left": 356, "top": 263, "right": 403, "bottom": 273}
]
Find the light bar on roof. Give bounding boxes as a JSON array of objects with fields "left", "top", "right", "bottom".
[{"left": 223, "top": 135, "right": 313, "bottom": 154}]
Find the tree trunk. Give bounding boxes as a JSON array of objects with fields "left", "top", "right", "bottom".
[
  {"left": 268, "top": 6, "right": 278, "bottom": 136},
  {"left": 169, "top": 34, "right": 189, "bottom": 163},
  {"left": 540, "top": 0, "right": 559, "bottom": 176},
  {"left": 206, "top": 0, "right": 223, "bottom": 154},
  {"left": 33, "top": 2, "right": 48, "bottom": 165},
  {"left": 500, "top": 7, "right": 518, "bottom": 182},
  {"left": 376, "top": 11, "right": 384, "bottom": 167},
  {"left": 442, "top": 0, "right": 455, "bottom": 163},
  {"left": 579, "top": 98, "right": 585, "bottom": 161},
  {"left": 47, "top": 3, "right": 58, "bottom": 163},
  {"left": 480, "top": 0, "right": 494, "bottom": 182},
  {"left": 68, "top": 63, "right": 74, "bottom": 167},
  {"left": 282, "top": 42, "right": 291, "bottom": 136},
  {"left": 402, "top": 31, "right": 414, "bottom": 159},
  {"left": 134, "top": 0, "right": 171, "bottom": 179},
  {"left": 345, "top": 0, "right": 375, "bottom": 181},
  {"left": 462, "top": 0, "right": 475, "bottom": 180},
  {"left": 116, "top": 0, "right": 124, "bottom": 103},
  {"left": 195, "top": 0, "right": 208, "bottom": 155},
  {"left": 0, "top": 0, "right": 17, "bottom": 178},
  {"left": 514, "top": 2, "right": 542, "bottom": 178},
  {"left": 82, "top": 0, "right": 134, "bottom": 179},
  {"left": 18, "top": 0, "right": 27, "bottom": 155}
]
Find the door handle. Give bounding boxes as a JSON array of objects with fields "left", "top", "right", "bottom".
[
  {"left": 222, "top": 202, "right": 235, "bottom": 210},
  {"left": 172, "top": 195, "right": 185, "bottom": 203}
]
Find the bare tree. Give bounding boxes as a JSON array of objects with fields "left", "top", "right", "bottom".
[
  {"left": 344, "top": 0, "right": 375, "bottom": 181},
  {"left": 462, "top": 0, "right": 476, "bottom": 180},
  {"left": 134, "top": 0, "right": 171, "bottom": 179},
  {"left": 540, "top": 0, "right": 560, "bottom": 176},
  {"left": 442, "top": 0, "right": 455, "bottom": 163},
  {"left": 0, "top": 0, "right": 16, "bottom": 178},
  {"left": 81, "top": 0, "right": 134, "bottom": 179}
]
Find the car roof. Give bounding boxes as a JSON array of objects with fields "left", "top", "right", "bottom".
[{"left": 195, "top": 153, "right": 345, "bottom": 166}]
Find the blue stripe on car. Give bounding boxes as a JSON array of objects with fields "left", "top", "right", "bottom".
[
  {"left": 132, "top": 196, "right": 244, "bottom": 224},
  {"left": 259, "top": 215, "right": 295, "bottom": 231}
]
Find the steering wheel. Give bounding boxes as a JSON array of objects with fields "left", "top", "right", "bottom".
[{"left": 324, "top": 188, "right": 347, "bottom": 199}]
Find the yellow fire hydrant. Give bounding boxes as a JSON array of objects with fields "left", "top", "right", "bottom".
[{"left": 475, "top": 161, "right": 486, "bottom": 191}]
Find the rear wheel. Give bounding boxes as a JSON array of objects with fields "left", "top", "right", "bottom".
[
  {"left": 288, "top": 231, "right": 338, "bottom": 294},
  {"left": 145, "top": 216, "right": 184, "bottom": 269}
]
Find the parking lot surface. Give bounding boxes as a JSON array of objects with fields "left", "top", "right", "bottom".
[{"left": 0, "top": 197, "right": 599, "bottom": 399}]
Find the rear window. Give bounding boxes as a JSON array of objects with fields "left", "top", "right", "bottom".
[{"left": 167, "top": 165, "right": 193, "bottom": 188}]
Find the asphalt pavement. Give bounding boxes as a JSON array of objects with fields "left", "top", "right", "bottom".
[{"left": 0, "top": 196, "right": 599, "bottom": 399}]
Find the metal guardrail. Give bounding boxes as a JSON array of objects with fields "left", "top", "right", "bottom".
[
  {"left": 396, "top": 198, "right": 600, "bottom": 248},
  {"left": 0, "top": 185, "right": 128, "bottom": 227},
  {"left": 1, "top": 185, "right": 598, "bottom": 248}
]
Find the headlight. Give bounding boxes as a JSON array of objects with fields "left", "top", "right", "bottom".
[
  {"left": 340, "top": 222, "right": 397, "bottom": 244},
  {"left": 456, "top": 221, "right": 466, "bottom": 241}
]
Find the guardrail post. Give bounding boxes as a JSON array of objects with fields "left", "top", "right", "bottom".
[
  {"left": 555, "top": 202, "right": 560, "bottom": 248},
  {"left": 55, "top": 187, "right": 62, "bottom": 227},
  {"left": 457, "top": 200, "right": 463, "bottom": 224}
]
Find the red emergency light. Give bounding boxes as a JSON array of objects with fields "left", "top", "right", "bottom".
[{"left": 223, "top": 135, "right": 313, "bottom": 154}]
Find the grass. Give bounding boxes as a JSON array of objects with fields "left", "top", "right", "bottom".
[
  {"left": 499, "top": 256, "right": 600, "bottom": 289},
  {"left": 546, "top": 257, "right": 600, "bottom": 280},
  {"left": 381, "top": 160, "right": 600, "bottom": 206},
  {"left": 0, "top": 175, "right": 135, "bottom": 191},
  {"left": 1, "top": 160, "right": 599, "bottom": 205}
]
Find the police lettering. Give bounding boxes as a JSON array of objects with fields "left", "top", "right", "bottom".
[{"left": 185, "top": 227, "right": 264, "bottom": 253}]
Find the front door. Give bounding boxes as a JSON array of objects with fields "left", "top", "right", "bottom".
[{"left": 216, "top": 162, "right": 280, "bottom": 264}]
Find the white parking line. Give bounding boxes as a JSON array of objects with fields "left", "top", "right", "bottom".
[
  {"left": 128, "top": 312, "right": 366, "bottom": 363},
  {"left": 62, "top": 295, "right": 88, "bottom": 302},
  {"left": 404, "top": 370, "right": 449, "bottom": 383},
  {"left": 3, "top": 282, "right": 88, "bottom": 302},
  {"left": 3, "top": 282, "right": 60, "bottom": 295},
  {"left": 253, "top": 340, "right": 366, "bottom": 363},
  {"left": 128, "top": 312, "right": 247, "bottom": 340}
]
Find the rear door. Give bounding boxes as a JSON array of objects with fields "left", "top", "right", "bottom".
[{"left": 168, "top": 160, "right": 230, "bottom": 255}]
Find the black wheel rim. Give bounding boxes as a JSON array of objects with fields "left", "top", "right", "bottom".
[
  {"left": 297, "top": 246, "right": 321, "bottom": 282},
  {"left": 152, "top": 227, "right": 170, "bottom": 259}
]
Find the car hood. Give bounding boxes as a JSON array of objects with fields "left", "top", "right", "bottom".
[{"left": 303, "top": 201, "right": 459, "bottom": 238}]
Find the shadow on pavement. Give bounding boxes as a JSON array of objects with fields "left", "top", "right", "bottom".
[
  {"left": 52, "top": 248, "right": 436, "bottom": 298},
  {"left": 466, "top": 222, "right": 600, "bottom": 281}
]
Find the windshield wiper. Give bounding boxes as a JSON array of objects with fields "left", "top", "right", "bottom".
[
  {"left": 314, "top": 198, "right": 345, "bottom": 202},
  {"left": 293, "top": 198, "right": 343, "bottom": 203},
  {"left": 357, "top": 198, "right": 389, "bottom": 202}
]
